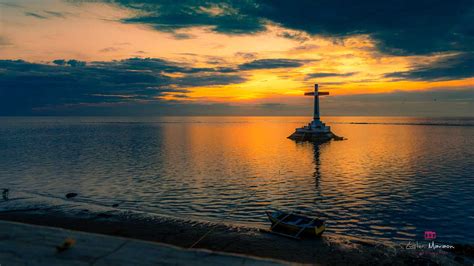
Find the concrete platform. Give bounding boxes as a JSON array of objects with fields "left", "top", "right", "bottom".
[{"left": 0, "top": 220, "right": 287, "bottom": 266}]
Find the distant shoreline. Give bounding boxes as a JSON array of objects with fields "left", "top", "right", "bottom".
[{"left": 1, "top": 116, "right": 473, "bottom": 127}]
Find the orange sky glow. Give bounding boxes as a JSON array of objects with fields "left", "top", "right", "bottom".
[{"left": 0, "top": 0, "right": 472, "bottom": 116}]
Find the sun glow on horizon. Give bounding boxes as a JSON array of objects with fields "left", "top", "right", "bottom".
[{"left": 0, "top": 0, "right": 472, "bottom": 116}]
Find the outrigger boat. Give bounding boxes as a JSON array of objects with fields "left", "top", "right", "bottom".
[{"left": 264, "top": 210, "right": 326, "bottom": 239}]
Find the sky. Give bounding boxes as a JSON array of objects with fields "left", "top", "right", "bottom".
[{"left": 0, "top": 0, "right": 473, "bottom": 116}]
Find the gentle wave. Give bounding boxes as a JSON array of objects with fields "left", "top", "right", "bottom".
[{"left": 1, "top": 116, "right": 473, "bottom": 244}]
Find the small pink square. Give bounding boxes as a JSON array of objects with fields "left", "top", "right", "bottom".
[{"left": 424, "top": 231, "right": 436, "bottom": 240}]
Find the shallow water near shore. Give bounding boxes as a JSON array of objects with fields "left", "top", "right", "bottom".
[{"left": 1, "top": 116, "right": 473, "bottom": 244}]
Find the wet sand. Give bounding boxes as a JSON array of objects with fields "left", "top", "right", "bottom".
[{"left": 0, "top": 205, "right": 470, "bottom": 265}]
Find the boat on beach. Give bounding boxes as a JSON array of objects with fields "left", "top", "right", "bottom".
[{"left": 265, "top": 210, "right": 326, "bottom": 238}]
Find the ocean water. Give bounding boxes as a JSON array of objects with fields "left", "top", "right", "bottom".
[{"left": 0, "top": 116, "right": 473, "bottom": 244}]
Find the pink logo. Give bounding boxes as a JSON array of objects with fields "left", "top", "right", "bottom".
[{"left": 424, "top": 231, "right": 436, "bottom": 240}]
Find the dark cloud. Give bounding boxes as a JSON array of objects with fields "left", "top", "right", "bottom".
[
  {"left": 239, "top": 58, "right": 312, "bottom": 70},
  {"left": 52, "top": 59, "right": 66, "bottom": 66},
  {"left": 234, "top": 52, "right": 258, "bottom": 60},
  {"left": 99, "top": 47, "right": 120, "bottom": 53},
  {"left": 43, "top": 10, "right": 66, "bottom": 18},
  {"left": 24, "top": 12, "right": 48, "bottom": 19},
  {"left": 332, "top": 88, "right": 474, "bottom": 102},
  {"left": 277, "top": 31, "right": 309, "bottom": 42},
  {"left": 0, "top": 2, "right": 23, "bottom": 8},
  {"left": 254, "top": 0, "right": 474, "bottom": 56},
  {"left": 174, "top": 74, "right": 246, "bottom": 86},
  {"left": 323, "top": 87, "right": 474, "bottom": 116},
  {"left": 1, "top": 58, "right": 471, "bottom": 116},
  {"left": 0, "top": 58, "right": 247, "bottom": 115},
  {"left": 66, "top": 59, "right": 86, "bottom": 67},
  {"left": 52, "top": 59, "right": 86, "bottom": 67},
  {"left": 214, "top": 67, "right": 237, "bottom": 73},
  {"left": 103, "top": 0, "right": 474, "bottom": 56},
  {"left": 258, "top": 103, "right": 286, "bottom": 109},
  {"left": 109, "top": 0, "right": 265, "bottom": 34},
  {"left": 101, "top": 57, "right": 212, "bottom": 73},
  {"left": 306, "top": 72, "right": 357, "bottom": 79},
  {"left": 101, "top": 0, "right": 474, "bottom": 80},
  {"left": 292, "top": 44, "right": 319, "bottom": 51},
  {"left": 172, "top": 32, "right": 195, "bottom": 39},
  {"left": 25, "top": 10, "right": 69, "bottom": 19},
  {"left": 385, "top": 52, "right": 474, "bottom": 81}
]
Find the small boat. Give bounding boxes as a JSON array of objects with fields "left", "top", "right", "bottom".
[{"left": 265, "top": 210, "right": 326, "bottom": 238}]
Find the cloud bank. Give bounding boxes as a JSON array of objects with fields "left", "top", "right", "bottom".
[
  {"left": 0, "top": 57, "right": 312, "bottom": 115},
  {"left": 106, "top": 0, "right": 474, "bottom": 56},
  {"left": 97, "top": 0, "right": 474, "bottom": 82}
]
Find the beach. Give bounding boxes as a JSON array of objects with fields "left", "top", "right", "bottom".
[
  {"left": 0, "top": 220, "right": 286, "bottom": 266},
  {"left": 1, "top": 195, "right": 472, "bottom": 265}
]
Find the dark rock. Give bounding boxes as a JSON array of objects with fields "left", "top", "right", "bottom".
[
  {"left": 451, "top": 243, "right": 474, "bottom": 256},
  {"left": 2, "top": 189, "right": 9, "bottom": 201},
  {"left": 55, "top": 238, "right": 76, "bottom": 253},
  {"left": 288, "top": 131, "right": 337, "bottom": 143},
  {"left": 454, "top": 256, "right": 464, "bottom": 263},
  {"left": 97, "top": 213, "right": 112, "bottom": 218},
  {"left": 112, "top": 229, "right": 128, "bottom": 236},
  {"left": 65, "top": 193, "right": 78, "bottom": 199}
]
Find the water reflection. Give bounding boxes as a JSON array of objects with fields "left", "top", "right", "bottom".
[
  {"left": 312, "top": 143, "right": 322, "bottom": 190},
  {"left": 0, "top": 116, "right": 473, "bottom": 244}
]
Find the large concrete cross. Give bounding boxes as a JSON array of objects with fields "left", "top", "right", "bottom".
[{"left": 304, "top": 84, "right": 329, "bottom": 121}]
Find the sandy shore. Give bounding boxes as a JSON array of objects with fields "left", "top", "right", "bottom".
[{"left": 0, "top": 193, "right": 472, "bottom": 265}]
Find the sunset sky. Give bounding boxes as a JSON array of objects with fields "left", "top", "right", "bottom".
[{"left": 0, "top": 0, "right": 473, "bottom": 116}]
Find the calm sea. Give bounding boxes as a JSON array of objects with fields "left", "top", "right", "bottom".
[{"left": 1, "top": 116, "right": 473, "bottom": 244}]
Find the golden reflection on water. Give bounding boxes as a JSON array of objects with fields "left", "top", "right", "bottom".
[
  {"left": 156, "top": 116, "right": 474, "bottom": 243},
  {"left": 161, "top": 117, "right": 421, "bottom": 200},
  {"left": 1, "top": 116, "right": 472, "bottom": 242},
  {"left": 162, "top": 117, "right": 316, "bottom": 192}
]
